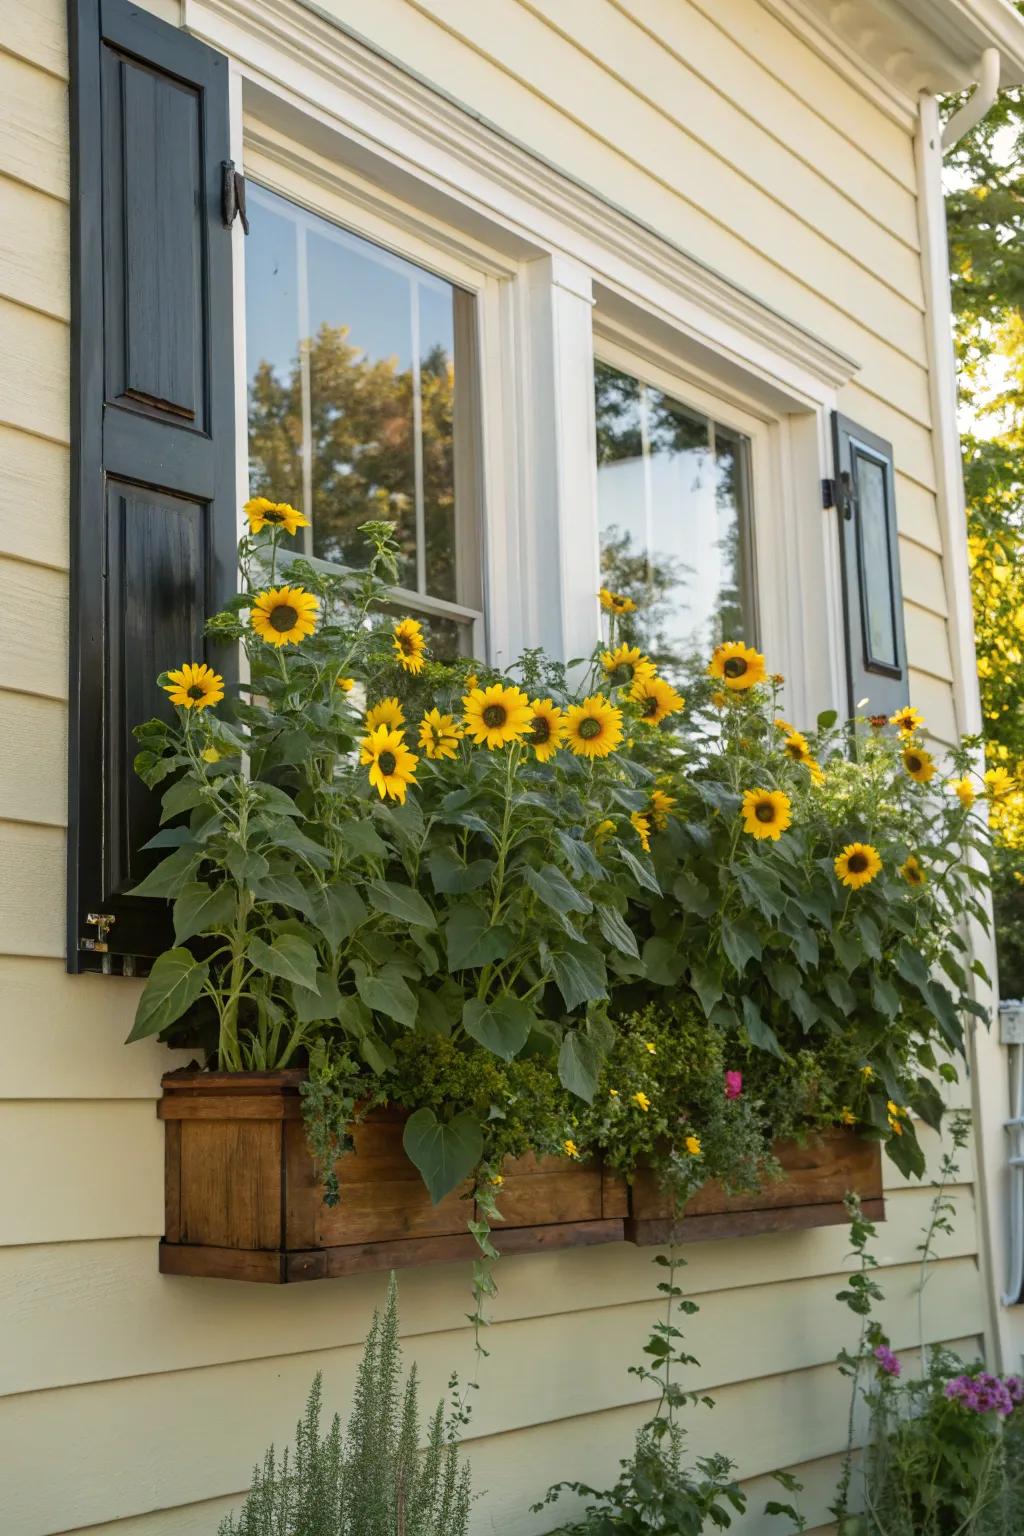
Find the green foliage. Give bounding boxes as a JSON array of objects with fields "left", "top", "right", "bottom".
[{"left": 218, "top": 1275, "right": 470, "bottom": 1536}]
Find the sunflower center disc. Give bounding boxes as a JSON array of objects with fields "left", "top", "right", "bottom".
[
  {"left": 848, "top": 853, "right": 868, "bottom": 873},
  {"left": 642, "top": 699, "right": 658, "bottom": 717},
  {"left": 532, "top": 718, "right": 550, "bottom": 743},
  {"left": 482, "top": 705, "right": 506, "bottom": 728},
  {"left": 378, "top": 751, "right": 397, "bottom": 775},
  {"left": 265, "top": 509, "right": 284, "bottom": 523},
  {"left": 755, "top": 802, "right": 775, "bottom": 823},
  {"left": 724, "top": 657, "right": 747, "bottom": 679},
  {"left": 269, "top": 605, "right": 298, "bottom": 632},
  {"left": 610, "top": 665, "right": 631, "bottom": 686},
  {"left": 579, "top": 718, "right": 601, "bottom": 739},
  {"left": 187, "top": 685, "right": 206, "bottom": 699}
]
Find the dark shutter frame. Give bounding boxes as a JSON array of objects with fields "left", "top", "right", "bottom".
[
  {"left": 68, "top": 0, "right": 236, "bottom": 972},
  {"left": 831, "top": 412, "right": 910, "bottom": 722}
]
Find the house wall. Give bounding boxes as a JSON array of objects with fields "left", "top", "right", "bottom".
[{"left": 0, "top": 3, "right": 990, "bottom": 1534}]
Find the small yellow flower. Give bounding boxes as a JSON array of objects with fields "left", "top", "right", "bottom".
[
  {"left": 365, "top": 697, "right": 405, "bottom": 732},
  {"left": 648, "top": 789, "right": 676, "bottom": 831},
  {"left": 710, "top": 690, "right": 728, "bottom": 709},
  {"left": 861, "top": 1064, "right": 874, "bottom": 1080},
  {"left": 609, "top": 1088, "right": 619, "bottom": 1098},
  {"left": 162, "top": 662, "right": 225, "bottom": 711},
  {"left": 631, "top": 674, "right": 685, "bottom": 726},
  {"left": 600, "top": 644, "right": 656, "bottom": 689},
  {"left": 418, "top": 708, "right": 463, "bottom": 761},
  {"left": 708, "top": 641, "right": 766, "bottom": 691},
  {"left": 685, "top": 1135, "right": 702, "bottom": 1157},
  {"left": 490, "top": 1173, "right": 504, "bottom": 1187},
  {"left": 250, "top": 585, "right": 319, "bottom": 647},
  {"left": 393, "top": 617, "right": 427, "bottom": 675},
  {"left": 630, "top": 811, "right": 652, "bottom": 852},
  {"left": 336, "top": 676, "right": 355, "bottom": 693},
  {"left": 899, "top": 855, "right": 926, "bottom": 887},
  {"left": 840, "top": 1107, "right": 856, "bottom": 1126},
  {"left": 632, "top": 1091, "right": 651, "bottom": 1112},
  {"left": 599, "top": 586, "right": 636, "bottom": 615},
  {"left": 528, "top": 698, "right": 565, "bottom": 762},
  {"left": 593, "top": 818, "right": 617, "bottom": 843},
  {"left": 886, "top": 1101, "right": 904, "bottom": 1118},
  {"left": 834, "top": 842, "right": 882, "bottom": 890},
  {"left": 563, "top": 1139, "right": 580, "bottom": 1160},
  {"left": 463, "top": 683, "right": 533, "bottom": 749},
  {"left": 200, "top": 745, "right": 221, "bottom": 763},
  {"left": 243, "top": 496, "right": 309, "bottom": 537},
  {"left": 985, "top": 766, "right": 1016, "bottom": 801},
  {"left": 644, "top": 1041, "right": 657, "bottom": 1055},
  {"left": 889, "top": 705, "right": 924, "bottom": 735},
  {"left": 902, "top": 746, "right": 936, "bottom": 784},
  {"left": 888, "top": 1117, "right": 904, "bottom": 1137},
  {"left": 359, "top": 725, "right": 419, "bottom": 803},
  {"left": 740, "top": 788, "right": 793, "bottom": 841},
  {"left": 465, "top": 674, "right": 479, "bottom": 691},
  {"left": 950, "top": 777, "right": 976, "bottom": 810},
  {"left": 565, "top": 694, "right": 624, "bottom": 758}
]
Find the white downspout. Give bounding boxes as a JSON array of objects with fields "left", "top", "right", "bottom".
[{"left": 942, "top": 47, "right": 1001, "bottom": 149}]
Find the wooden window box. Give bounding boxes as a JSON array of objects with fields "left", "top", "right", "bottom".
[{"left": 158, "top": 1071, "right": 883, "bottom": 1283}]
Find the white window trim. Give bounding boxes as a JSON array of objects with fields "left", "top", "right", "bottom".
[{"left": 209, "top": 0, "right": 859, "bottom": 709}]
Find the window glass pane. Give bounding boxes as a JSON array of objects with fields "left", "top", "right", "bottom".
[
  {"left": 245, "top": 184, "right": 467, "bottom": 609},
  {"left": 595, "top": 360, "right": 753, "bottom": 677},
  {"left": 855, "top": 451, "right": 898, "bottom": 668}
]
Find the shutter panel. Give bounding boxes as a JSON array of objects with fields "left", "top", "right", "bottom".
[
  {"left": 831, "top": 413, "right": 910, "bottom": 722},
  {"left": 68, "top": 0, "right": 236, "bottom": 972}
]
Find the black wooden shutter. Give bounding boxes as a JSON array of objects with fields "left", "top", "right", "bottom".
[
  {"left": 831, "top": 412, "right": 910, "bottom": 721},
  {"left": 68, "top": 0, "right": 236, "bottom": 972}
]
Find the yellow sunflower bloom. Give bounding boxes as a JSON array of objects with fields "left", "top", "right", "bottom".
[
  {"left": 740, "top": 787, "right": 792, "bottom": 842},
  {"left": 950, "top": 776, "right": 976, "bottom": 810},
  {"left": 685, "top": 1135, "right": 702, "bottom": 1157},
  {"left": 631, "top": 675, "right": 685, "bottom": 726},
  {"left": 162, "top": 661, "right": 224, "bottom": 711},
  {"left": 365, "top": 697, "right": 405, "bottom": 733},
  {"left": 710, "top": 690, "right": 728, "bottom": 709},
  {"left": 526, "top": 698, "right": 565, "bottom": 762},
  {"left": 393, "top": 617, "right": 427, "bottom": 675},
  {"left": 902, "top": 745, "right": 936, "bottom": 784},
  {"left": 630, "top": 811, "right": 652, "bottom": 852},
  {"left": 251, "top": 585, "right": 319, "bottom": 647},
  {"left": 565, "top": 694, "right": 624, "bottom": 758},
  {"left": 774, "top": 717, "right": 796, "bottom": 734},
  {"left": 599, "top": 586, "right": 636, "bottom": 615},
  {"left": 359, "top": 724, "right": 418, "bottom": 803},
  {"left": 632, "top": 1091, "right": 651, "bottom": 1112},
  {"left": 899, "top": 855, "right": 926, "bottom": 887},
  {"left": 834, "top": 842, "right": 882, "bottom": 890},
  {"left": 243, "top": 497, "right": 310, "bottom": 537},
  {"left": 708, "top": 641, "right": 766, "bottom": 691},
  {"left": 593, "top": 818, "right": 616, "bottom": 843},
  {"left": 418, "top": 708, "right": 463, "bottom": 761},
  {"left": 336, "top": 676, "right": 355, "bottom": 693},
  {"left": 889, "top": 705, "right": 924, "bottom": 735},
  {"left": 600, "top": 644, "right": 656, "bottom": 690},
  {"left": 463, "top": 683, "right": 533, "bottom": 749},
  {"left": 465, "top": 673, "right": 478, "bottom": 691},
  {"left": 649, "top": 788, "right": 676, "bottom": 831}
]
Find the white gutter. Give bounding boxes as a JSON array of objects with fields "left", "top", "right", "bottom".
[{"left": 942, "top": 46, "right": 1001, "bottom": 148}]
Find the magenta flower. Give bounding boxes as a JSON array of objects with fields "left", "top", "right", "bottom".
[
  {"left": 725, "top": 1071, "right": 743, "bottom": 1101},
  {"left": 874, "top": 1344, "right": 901, "bottom": 1377}
]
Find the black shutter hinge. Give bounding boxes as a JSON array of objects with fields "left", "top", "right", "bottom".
[
  {"left": 222, "top": 161, "right": 250, "bottom": 235},
  {"left": 821, "top": 477, "right": 835, "bottom": 510},
  {"left": 835, "top": 469, "right": 855, "bottom": 521}
]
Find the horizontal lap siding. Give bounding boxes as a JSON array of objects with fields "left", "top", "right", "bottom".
[{"left": 0, "top": 3, "right": 970, "bottom": 1535}]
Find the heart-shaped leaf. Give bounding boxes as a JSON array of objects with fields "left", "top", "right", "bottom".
[
  {"left": 126, "top": 948, "right": 208, "bottom": 1041},
  {"left": 247, "top": 933, "right": 319, "bottom": 993},
  {"left": 463, "top": 997, "right": 533, "bottom": 1061},
  {"left": 403, "top": 1107, "right": 483, "bottom": 1204},
  {"left": 356, "top": 969, "right": 418, "bottom": 1028},
  {"left": 172, "top": 881, "right": 237, "bottom": 944},
  {"left": 368, "top": 881, "right": 436, "bottom": 929},
  {"left": 445, "top": 903, "right": 512, "bottom": 971}
]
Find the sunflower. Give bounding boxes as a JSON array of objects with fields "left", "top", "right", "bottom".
[
  {"left": 365, "top": 697, "right": 405, "bottom": 732},
  {"left": 592, "top": 818, "right": 616, "bottom": 844},
  {"left": 463, "top": 683, "right": 533, "bottom": 749},
  {"left": 740, "top": 787, "right": 792, "bottom": 841},
  {"left": 393, "top": 617, "right": 427, "bottom": 675},
  {"left": 899, "top": 855, "right": 926, "bottom": 887},
  {"left": 418, "top": 708, "right": 462, "bottom": 761},
  {"left": 631, "top": 675, "right": 685, "bottom": 726},
  {"left": 950, "top": 776, "right": 976, "bottom": 810},
  {"left": 528, "top": 698, "right": 565, "bottom": 762},
  {"left": 781, "top": 729, "right": 811, "bottom": 763},
  {"left": 889, "top": 705, "right": 924, "bottom": 735},
  {"left": 600, "top": 644, "right": 656, "bottom": 690},
  {"left": 708, "top": 641, "right": 766, "bottom": 691},
  {"left": 774, "top": 717, "right": 796, "bottom": 734},
  {"left": 648, "top": 788, "right": 676, "bottom": 831},
  {"left": 359, "top": 725, "right": 418, "bottom": 803},
  {"left": 251, "top": 585, "right": 319, "bottom": 647},
  {"left": 564, "top": 694, "right": 624, "bottom": 758},
  {"left": 902, "top": 745, "right": 936, "bottom": 784},
  {"left": 834, "top": 842, "right": 882, "bottom": 890},
  {"left": 243, "top": 496, "right": 310, "bottom": 537},
  {"left": 599, "top": 586, "right": 636, "bottom": 615},
  {"left": 162, "top": 661, "right": 224, "bottom": 711},
  {"left": 630, "top": 811, "right": 651, "bottom": 852}
]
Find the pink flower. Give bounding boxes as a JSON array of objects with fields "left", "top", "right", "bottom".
[{"left": 725, "top": 1071, "right": 743, "bottom": 1101}]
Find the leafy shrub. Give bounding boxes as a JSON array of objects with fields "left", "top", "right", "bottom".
[{"left": 219, "top": 1275, "right": 470, "bottom": 1536}]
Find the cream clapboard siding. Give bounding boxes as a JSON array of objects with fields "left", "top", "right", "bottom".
[{"left": 0, "top": 1, "right": 976, "bottom": 1533}]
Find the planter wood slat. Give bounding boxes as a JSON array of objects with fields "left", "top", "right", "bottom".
[{"left": 158, "top": 1071, "right": 884, "bottom": 1283}]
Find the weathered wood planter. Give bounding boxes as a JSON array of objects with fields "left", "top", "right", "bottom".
[{"left": 159, "top": 1070, "right": 884, "bottom": 1283}]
